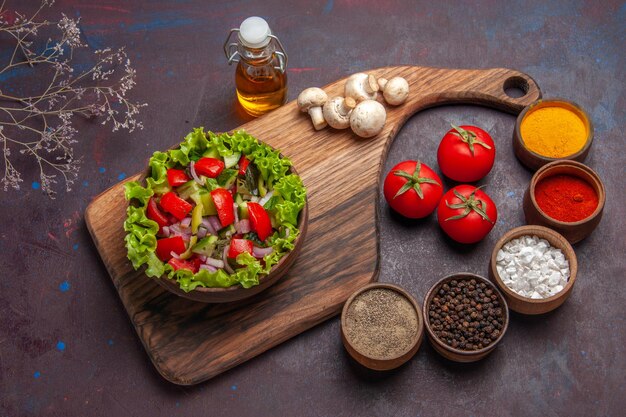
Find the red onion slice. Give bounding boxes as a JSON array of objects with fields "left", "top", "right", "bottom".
[
  {"left": 197, "top": 255, "right": 207, "bottom": 262},
  {"left": 201, "top": 218, "right": 217, "bottom": 235},
  {"left": 222, "top": 245, "right": 235, "bottom": 274},
  {"left": 189, "top": 160, "right": 205, "bottom": 185},
  {"left": 197, "top": 226, "right": 207, "bottom": 239},
  {"left": 253, "top": 245, "right": 274, "bottom": 258},
  {"left": 208, "top": 216, "right": 222, "bottom": 233},
  {"left": 235, "top": 219, "right": 251, "bottom": 234},
  {"left": 180, "top": 217, "right": 192, "bottom": 228},
  {"left": 161, "top": 226, "right": 170, "bottom": 237},
  {"left": 233, "top": 203, "right": 239, "bottom": 223},
  {"left": 170, "top": 251, "right": 182, "bottom": 260},
  {"left": 199, "top": 264, "right": 217, "bottom": 273},
  {"left": 205, "top": 258, "right": 225, "bottom": 269},
  {"left": 258, "top": 190, "right": 274, "bottom": 207}
]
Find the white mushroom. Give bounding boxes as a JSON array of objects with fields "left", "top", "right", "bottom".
[
  {"left": 377, "top": 76, "right": 409, "bottom": 105},
  {"left": 322, "top": 96, "right": 356, "bottom": 129},
  {"left": 344, "top": 73, "right": 379, "bottom": 102},
  {"left": 350, "top": 100, "right": 386, "bottom": 138},
  {"left": 297, "top": 87, "right": 328, "bottom": 130}
]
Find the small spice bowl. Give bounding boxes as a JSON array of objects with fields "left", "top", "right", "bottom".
[
  {"left": 489, "top": 225, "right": 578, "bottom": 315},
  {"left": 513, "top": 98, "right": 594, "bottom": 171},
  {"left": 341, "top": 283, "right": 424, "bottom": 371},
  {"left": 423, "top": 273, "right": 509, "bottom": 363},
  {"left": 523, "top": 160, "right": 605, "bottom": 244}
]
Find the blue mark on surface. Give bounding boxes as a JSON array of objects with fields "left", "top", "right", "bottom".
[
  {"left": 72, "top": 243, "right": 79, "bottom": 251},
  {"left": 0, "top": 66, "right": 31, "bottom": 82},
  {"left": 166, "top": 70, "right": 174, "bottom": 77},
  {"left": 117, "top": 172, "right": 127, "bottom": 181},
  {"left": 59, "top": 281, "right": 71, "bottom": 292},
  {"left": 580, "top": 350, "right": 587, "bottom": 357},
  {"left": 231, "top": 384, "right": 237, "bottom": 391},
  {"left": 175, "top": 401, "right": 180, "bottom": 407},
  {"left": 99, "top": 167, "right": 106, "bottom": 173},
  {"left": 33, "top": 371, "right": 41, "bottom": 379},
  {"left": 83, "top": 180, "right": 89, "bottom": 187},
  {"left": 56, "top": 341, "right": 66, "bottom": 352},
  {"left": 107, "top": 339, "right": 114, "bottom": 346},
  {"left": 120, "top": 22, "right": 126, "bottom": 29},
  {"left": 32, "top": 182, "right": 41, "bottom": 190},
  {"left": 506, "top": 191, "right": 515, "bottom": 198},
  {"left": 323, "top": 0, "right": 334, "bottom": 14}
]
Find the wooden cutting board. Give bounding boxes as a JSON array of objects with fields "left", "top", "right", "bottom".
[{"left": 85, "top": 66, "right": 541, "bottom": 385}]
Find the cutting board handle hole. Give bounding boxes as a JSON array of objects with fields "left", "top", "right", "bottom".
[{"left": 503, "top": 76, "right": 529, "bottom": 98}]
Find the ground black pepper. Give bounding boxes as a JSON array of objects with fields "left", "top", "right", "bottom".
[{"left": 428, "top": 278, "right": 504, "bottom": 351}]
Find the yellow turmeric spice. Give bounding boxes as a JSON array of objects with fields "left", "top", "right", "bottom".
[{"left": 520, "top": 105, "right": 588, "bottom": 158}]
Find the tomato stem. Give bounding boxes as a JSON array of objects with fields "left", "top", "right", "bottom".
[
  {"left": 393, "top": 160, "right": 440, "bottom": 199},
  {"left": 444, "top": 186, "right": 493, "bottom": 223},
  {"left": 450, "top": 124, "right": 492, "bottom": 157}
]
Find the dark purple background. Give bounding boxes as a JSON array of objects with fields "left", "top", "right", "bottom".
[{"left": 1, "top": 1, "right": 625, "bottom": 416}]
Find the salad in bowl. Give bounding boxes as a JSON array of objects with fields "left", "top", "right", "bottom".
[{"left": 124, "top": 128, "right": 307, "bottom": 301}]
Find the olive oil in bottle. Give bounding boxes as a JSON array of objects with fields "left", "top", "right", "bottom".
[{"left": 224, "top": 17, "right": 288, "bottom": 117}]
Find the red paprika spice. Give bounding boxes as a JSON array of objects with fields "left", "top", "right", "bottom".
[{"left": 534, "top": 174, "right": 598, "bottom": 222}]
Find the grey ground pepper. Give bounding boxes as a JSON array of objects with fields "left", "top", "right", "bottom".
[{"left": 345, "top": 288, "right": 419, "bottom": 360}]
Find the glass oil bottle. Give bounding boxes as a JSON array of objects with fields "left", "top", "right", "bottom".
[{"left": 223, "top": 17, "right": 288, "bottom": 117}]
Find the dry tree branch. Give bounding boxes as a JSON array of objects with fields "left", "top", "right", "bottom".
[{"left": 0, "top": 0, "right": 146, "bottom": 197}]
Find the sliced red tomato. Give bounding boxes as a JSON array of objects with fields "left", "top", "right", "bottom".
[
  {"left": 247, "top": 202, "right": 272, "bottom": 241},
  {"left": 238, "top": 156, "right": 250, "bottom": 176},
  {"left": 168, "top": 257, "right": 199, "bottom": 273},
  {"left": 210, "top": 188, "right": 234, "bottom": 227},
  {"left": 166, "top": 168, "right": 190, "bottom": 187},
  {"left": 159, "top": 191, "right": 193, "bottom": 220},
  {"left": 156, "top": 236, "right": 186, "bottom": 261},
  {"left": 194, "top": 157, "right": 224, "bottom": 178},
  {"left": 228, "top": 238, "right": 253, "bottom": 258},
  {"left": 146, "top": 197, "right": 169, "bottom": 232}
]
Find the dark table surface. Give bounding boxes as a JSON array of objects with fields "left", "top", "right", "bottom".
[{"left": 1, "top": 1, "right": 625, "bottom": 416}]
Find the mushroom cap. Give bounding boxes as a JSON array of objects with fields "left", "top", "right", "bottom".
[
  {"left": 297, "top": 87, "right": 328, "bottom": 112},
  {"left": 350, "top": 100, "right": 387, "bottom": 138},
  {"left": 382, "top": 76, "right": 409, "bottom": 106},
  {"left": 323, "top": 96, "right": 355, "bottom": 129},
  {"left": 344, "top": 73, "right": 379, "bottom": 102}
]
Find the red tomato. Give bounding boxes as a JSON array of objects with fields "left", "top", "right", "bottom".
[
  {"left": 383, "top": 160, "right": 443, "bottom": 218},
  {"left": 228, "top": 238, "right": 253, "bottom": 258},
  {"left": 247, "top": 202, "right": 272, "bottom": 241},
  {"left": 238, "top": 156, "right": 250, "bottom": 176},
  {"left": 437, "top": 185, "right": 497, "bottom": 243},
  {"left": 156, "top": 236, "right": 186, "bottom": 261},
  {"left": 146, "top": 197, "right": 169, "bottom": 233},
  {"left": 168, "top": 257, "right": 199, "bottom": 273},
  {"left": 437, "top": 125, "right": 495, "bottom": 182},
  {"left": 210, "top": 188, "right": 235, "bottom": 227},
  {"left": 159, "top": 191, "right": 193, "bottom": 220},
  {"left": 166, "top": 168, "right": 190, "bottom": 187},
  {"left": 194, "top": 157, "right": 224, "bottom": 178}
]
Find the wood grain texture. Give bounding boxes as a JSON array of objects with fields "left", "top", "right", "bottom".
[{"left": 85, "top": 66, "right": 541, "bottom": 385}]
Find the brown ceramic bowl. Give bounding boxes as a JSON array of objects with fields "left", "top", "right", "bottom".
[
  {"left": 423, "top": 273, "right": 509, "bottom": 363},
  {"left": 135, "top": 153, "right": 308, "bottom": 303},
  {"left": 341, "top": 283, "right": 424, "bottom": 371},
  {"left": 513, "top": 98, "right": 594, "bottom": 171},
  {"left": 489, "top": 225, "right": 578, "bottom": 315},
  {"left": 523, "top": 160, "right": 605, "bottom": 244}
]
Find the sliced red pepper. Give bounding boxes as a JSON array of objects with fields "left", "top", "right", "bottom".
[
  {"left": 159, "top": 191, "right": 193, "bottom": 220},
  {"left": 210, "top": 188, "right": 234, "bottom": 227},
  {"left": 146, "top": 197, "right": 169, "bottom": 233},
  {"left": 247, "top": 202, "right": 272, "bottom": 241},
  {"left": 228, "top": 238, "right": 253, "bottom": 258},
  {"left": 238, "top": 156, "right": 250, "bottom": 176},
  {"left": 168, "top": 257, "right": 199, "bottom": 273},
  {"left": 167, "top": 168, "right": 190, "bottom": 187},
  {"left": 194, "top": 157, "right": 224, "bottom": 178},
  {"left": 156, "top": 236, "right": 186, "bottom": 261}
]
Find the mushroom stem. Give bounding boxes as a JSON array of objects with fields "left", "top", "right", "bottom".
[
  {"left": 308, "top": 107, "right": 326, "bottom": 130},
  {"left": 345, "top": 73, "right": 380, "bottom": 102}
]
